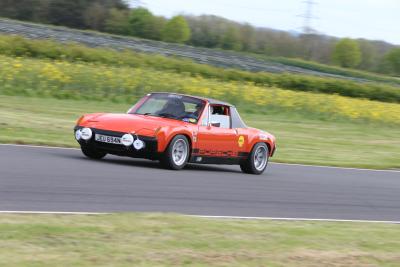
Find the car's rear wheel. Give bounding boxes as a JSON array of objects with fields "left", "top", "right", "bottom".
[
  {"left": 240, "top": 143, "right": 269, "bottom": 175},
  {"left": 81, "top": 145, "right": 107, "bottom": 159},
  {"left": 160, "top": 135, "right": 190, "bottom": 170}
]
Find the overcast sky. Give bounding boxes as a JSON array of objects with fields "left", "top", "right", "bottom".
[{"left": 133, "top": 0, "right": 400, "bottom": 45}]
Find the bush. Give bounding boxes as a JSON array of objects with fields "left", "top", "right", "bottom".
[
  {"left": 269, "top": 57, "right": 400, "bottom": 85},
  {"left": 332, "top": 38, "right": 362, "bottom": 68},
  {"left": 1, "top": 35, "right": 400, "bottom": 103}
]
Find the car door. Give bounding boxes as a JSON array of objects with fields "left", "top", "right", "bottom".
[{"left": 195, "top": 105, "right": 239, "bottom": 158}]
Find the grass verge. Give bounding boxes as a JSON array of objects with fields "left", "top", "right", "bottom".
[
  {"left": 0, "top": 213, "right": 399, "bottom": 267},
  {"left": 1, "top": 95, "right": 399, "bottom": 169}
]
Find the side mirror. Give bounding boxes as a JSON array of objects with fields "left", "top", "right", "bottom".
[{"left": 210, "top": 121, "right": 221, "bottom": 127}]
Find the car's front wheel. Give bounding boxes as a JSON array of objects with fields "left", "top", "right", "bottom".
[
  {"left": 160, "top": 135, "right": 190, "bottom": 170},
  {"left": 81, "top": 145, "right": 107, "bottom": 160},
  {"left": 240, "top": 143, "right": 269, "bottom": 175}
]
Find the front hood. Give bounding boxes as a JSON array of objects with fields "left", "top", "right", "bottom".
[{"left": 80, "top": 113, "right": 187, "bottom": 136}]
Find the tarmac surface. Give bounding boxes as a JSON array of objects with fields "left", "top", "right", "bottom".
[{"left": 1, "top": 145, "right": 399, "bottom": 221}]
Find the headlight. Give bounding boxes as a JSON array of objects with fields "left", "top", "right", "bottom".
[
  {"left": 75, "top": 129, "right": 82, "bottom": 140},
  {"left": 121, "top": 134, "right": 134, "bottom": 146},
  {"left": 133, "top": 139, "right": 145, "bottom": 150},
  {"left": 81, "top": 128, "right": 92, "bottom": 141}
]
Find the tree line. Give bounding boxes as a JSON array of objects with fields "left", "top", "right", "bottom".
[{"left": 0, "top": 0, "right": 399, "bottom": 75}]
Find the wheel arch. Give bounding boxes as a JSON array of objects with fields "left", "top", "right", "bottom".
[
  {"left": 162, "top": 131, "right": 193, "bottom": 153},
  {"left": 248, "top": 139, "right": 273, "bottom": 156},
  {"left": 263, "top": 141, "right": 276, "bottom": 157},
  {"left": 263, "top": 142, "right": 271, "bottom": 154},
  {"left": 157, "top": 127, "right": 193, "bottom": 153}
]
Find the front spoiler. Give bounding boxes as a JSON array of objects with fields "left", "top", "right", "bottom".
[{"left": 74, "top": 126, "right": 159, "bottom": 160}]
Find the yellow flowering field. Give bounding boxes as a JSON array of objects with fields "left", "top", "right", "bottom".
[{"left": 1, "top": 55, "right": 400, "bottom": 124}]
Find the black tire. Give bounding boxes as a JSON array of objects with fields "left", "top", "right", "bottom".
[
  {"left": 240, "top": 143, "right": 269, "bottom": 175},
  {"left": 81, "top": 145, "right": 107, "bottom": 159},
  {"left": 160, "top": 135, "right": 190, "bottom": 170}
]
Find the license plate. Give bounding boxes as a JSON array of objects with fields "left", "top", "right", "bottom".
[{"left": 95, "top": 134, "right": 121, "bottom": 145}]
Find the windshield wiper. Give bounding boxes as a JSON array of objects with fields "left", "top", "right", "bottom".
[
  {"left": 157, "top": 113, "right": 178, "bottom": 119},
  {"left": 140, "top": 112, "right": 177, "bottom": 119},
  {"left": 140, "top": 112, "right": 162, "bottom": 117}
]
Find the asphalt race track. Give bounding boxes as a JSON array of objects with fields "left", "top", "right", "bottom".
[{"left": 1, "top": 145, "right": 399, "bottom": 221}]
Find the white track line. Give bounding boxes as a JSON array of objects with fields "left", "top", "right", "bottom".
[
  {"left": 0, "top": 211, "right": 399, "bottom": 224},
  {"left": 272, "top": 162, "right": 400, "bottom": 173},
  {"left": 1, "top": 143, "right": 399, "bottom": 173},
  {"left": 191, "top": 215, "right": 400, "bottom": 224},
  {"left": 0, "top": 143, "right": 79, "bottom": 150},
  {"left": 0, "top": 211, "right": 106, "bottom": 215}
]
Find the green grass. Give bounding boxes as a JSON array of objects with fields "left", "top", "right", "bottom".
[
  {"left": 0, "top": 213, "right": 399, "bottom": 267},
  {"left": 245, "top": 113, "right": 400, "bottom": 169},
  {"left": 1, "top": 95, "right": 399, "bottom": 169}
]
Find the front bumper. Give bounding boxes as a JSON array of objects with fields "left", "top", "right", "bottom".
[{"left": 74, "top": 126, "right": 159, "bottom": 159}]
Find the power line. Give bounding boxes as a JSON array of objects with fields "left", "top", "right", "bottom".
[{"left": 299, "top": 0, "right": 317, "bottom": 34}]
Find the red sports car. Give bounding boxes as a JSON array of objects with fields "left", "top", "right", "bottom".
[{"left": 74, "top": 92, "right": 276, "bottom": 174}]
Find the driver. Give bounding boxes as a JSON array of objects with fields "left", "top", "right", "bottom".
[
  {"left": 156, "top": 98, "right": 186, "bottom": 118},
  {"left": 183, "top": 102, "right": 203, "bottom": 121},
  {"left": 192, "top": 103, "right": 204, "bottom": 119}
]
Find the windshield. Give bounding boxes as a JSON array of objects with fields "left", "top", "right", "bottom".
[{"left": 130, "top": 93, "right": 206, "bottom": 124}]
